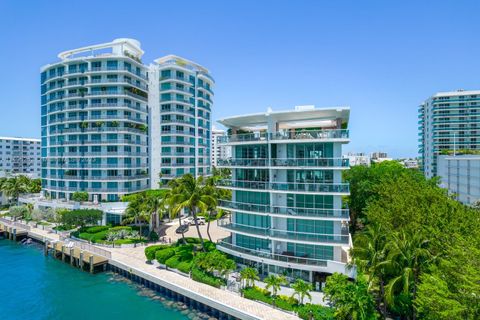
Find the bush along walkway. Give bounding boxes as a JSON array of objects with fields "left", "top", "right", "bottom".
[
  {"left": 145, "top": 237, "right": 234, "bottom": 289},
  {"left": 145, "top": 238, "right": 335, "bottom": 320}
]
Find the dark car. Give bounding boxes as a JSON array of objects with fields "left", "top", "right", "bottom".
[{"left": 176, "top": 224, "right": 189, "bottom": 234}]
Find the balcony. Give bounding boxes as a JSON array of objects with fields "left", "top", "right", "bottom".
[
  {"left": 217, "top": 158, "right": 349, "bottom": 168},
  {"left": 218, "top": 200, "right": 350, "bottom": 220},
  {"left": 218, "top": 180, "right": 350, "bottom": 194},
  {"left": 218, "top": 132, "right": 268, "bottom": 144},
  {"left": 217, "top": 220, "right": 350, "bottom": 245},
  {"left": 217, "top": 239, "right": 328, "bottom": 267},
  {"left": 271, "top": 129, "right": 349, "bottom": 141}
]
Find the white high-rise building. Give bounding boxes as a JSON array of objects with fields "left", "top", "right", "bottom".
[
  {"left": 419, "top": 89, "right": 480, "bottom": 178},
  {"left": 211, "top": 127, "right": 231, "bottom": 167},
  {"left": 0, "top": 137, "right": 41, "bottom": 178},
  {"left": 41, "top": 39, "right": 213, "bottom": 203}
]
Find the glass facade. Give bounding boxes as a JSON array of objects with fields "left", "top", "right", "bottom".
[
  {"left": 41, "top": 40, "right": 149, "bottom": 201},
  {"left": 216, "top": 108, "right": 352, "bottom": 281}
]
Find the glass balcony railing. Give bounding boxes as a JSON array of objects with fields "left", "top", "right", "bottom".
[
  {"left": 218, "top": 130, "right": 349, "bottom": 144},
  {"left": 47, "top": 174, "right": 148, "bottom": 181},
  {"left": 217, "top": 239, "right": 328, "bottom": 267},
  {"left": 218, "top": 180, "right": 350, "bottom": 193},
  {"left": 217, "top": 158, "right": 349, "bottom": 168},
  {"left": 50, "top": 139, "right": 147, "bottom": 146},
  {"left": 217, "top": 220, "right": 349, "bottom": 244},
  {"left": 218, "top": 200, "right": 350, "bottom": 219},
  {"left": 218, "top": 132, "right": 269, "bottom": 143}
]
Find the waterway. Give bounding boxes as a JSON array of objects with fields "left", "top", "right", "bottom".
[{"left": 0, "top": 240, "right": 196, "bottom": 320}]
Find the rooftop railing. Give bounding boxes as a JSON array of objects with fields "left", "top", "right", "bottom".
[{"left": 218, "top": 129, "right": 349, "bottom": 144}]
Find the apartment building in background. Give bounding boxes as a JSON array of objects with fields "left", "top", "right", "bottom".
[
  {"left": 41, "top": 38, "right": 213, "bottom": 202},
  {"left": 211, "top": 127, "right": 231, "bottom": 167},
  {"left": 0, "top": 137, "right": 41, "bottom": 178},
  {"left": 344, "top": 152, "right": 370, "bottom": 166},
  {"left": 419, "top": 89, "right": 480, "bottom": 178},
  {"left": 215, "top": 106, "right": 354, "bottom": 285},
  {"left": 437, "top": 155, "right": 480, "bottom": 205}
]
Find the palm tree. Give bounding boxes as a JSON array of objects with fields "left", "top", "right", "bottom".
[
  {"left": 168, "top": 174, "right": 216, "bottom": 251},
  {"left": 383, "top": 231, "right": 433, "bottom": 320},
  {"left": 291, "top": 279, "right": 312, "bottom": 305},
  {"left": 240, "top": 267, "right": 259, "bottom": 288},
  {"left": 352, "top": 223, "right": 388, "bottom": 317},
  {"left": 123, "top": 193, "right": 150, "bottom": 240},
  {"left": 144, "top": 193, "right": 164, "bottom": 231},
  {"left": 164, "top": 179, "right": 187, "bottom": 244},
  {"left": 2, "top": 176, "right": 27, "bottom": 204},
  {"left": 264, "top": 274, "right": 287, "bottom": 305}
]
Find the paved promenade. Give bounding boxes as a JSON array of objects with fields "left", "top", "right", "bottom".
[{"left": 5, "top": 221, "right": 299, "bottom": 320}]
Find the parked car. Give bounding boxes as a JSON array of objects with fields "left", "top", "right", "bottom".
[
  {"left": 176, "top": 224, "right": 189, "bottom": 234},
  {"left": 182, "top": 217, "right": 194, "bottom": 225},
  {"left": 192, "top": 217, "right": 206, "bottom": 225}
]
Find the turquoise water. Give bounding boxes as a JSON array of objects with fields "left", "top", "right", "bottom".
[{"left": 0, "top": 240, "right": 190, "bottom": 320}]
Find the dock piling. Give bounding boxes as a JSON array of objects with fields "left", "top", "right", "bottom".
[{"left": 89, "top": 255, "right": 94, "bottom": 273}]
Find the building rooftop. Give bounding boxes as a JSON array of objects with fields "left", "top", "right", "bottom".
[
  {"left": 0, "top": 136, "right": 40, "bottom": 142},
  {"left": 218, "top": 106, "right": 349, "bottom": 131},
  {"left": 431, "top": 89, "right": 480, "bottom": 98},
  {"left": 154, "top": 54, "right": 210, "bottom": 74}
]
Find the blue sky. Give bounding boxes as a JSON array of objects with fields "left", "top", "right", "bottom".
[{"left": 1, "top": 0, "right": 480, "bottom": 158}]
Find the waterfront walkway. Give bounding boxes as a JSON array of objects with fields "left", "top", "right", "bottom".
[{"left": 5, "top": 221, "right": 299, "bottom": 320}]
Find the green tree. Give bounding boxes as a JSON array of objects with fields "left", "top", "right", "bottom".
[
  {"left": 324, "top": 273, "right": 378, "bottom": 320},
  {"left": 9, "top": 205, "right": 28, "bottom": 221},
  {"left": 72, "top": 191, "right": 89, "bottom": 202},
  {"left": 264, "top": 274, "right": 287, "bottom": 299},
  {"left": 291, "top": 279, "right": 313, "bottom": 305},
  {"left": 240, "top": 267, "right": 259, "bottom": 288},
  {"left": 123, "top": 192, "right": 150, "bottom": 239}
]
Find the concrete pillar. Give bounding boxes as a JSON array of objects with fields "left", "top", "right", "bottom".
[
  {"left": 70, "top": 248, "right": 75, "bottom": 266},
  {"left": 89, "top": 255, "right": 94, "bottom": 273},
  {"left": 61, "top": 245, "right": 65, "bottom": 262},
  {"left": 44, "top": 240, "right": 48, "bottom": 256},
  {"left": 79, "top": 251, "right": 84, "bottom": 269}
]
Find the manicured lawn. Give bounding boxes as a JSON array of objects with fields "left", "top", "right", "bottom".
[{"left": 71, "top": 225, "right": 147, "bottom": 245}]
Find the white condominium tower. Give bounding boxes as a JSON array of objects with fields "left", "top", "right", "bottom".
[
  {"left": 211, "top": 127, "right": 231, "bottom": 167},
  {"left": 149, "top": 56, "right": 214, "bottom": 187},
  {"left": 41, "top": 39, "right": 213, "bottom": 201},
  {"left": 0, "top": 137, "right": 41, "bottom": 178},
  {"left": 419, "top": 89, "right": 480, "bottom": 178},
  {"left": 216, "top": 106, "right": 353, "bottom": 283}
]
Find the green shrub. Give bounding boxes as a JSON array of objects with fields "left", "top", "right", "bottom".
[
  {"left": 156, "top": 248, "right": 176, "bottom": 264},
  {"left": 149, "top": 230, "right": 159, "bottom": 241},
  {"left": 275, "top": 295, "right": 298, "bottom": 311},
  {"left": 298, "top": 304, "right": 335, "bottom": 320},
  {"left": 145, "top": 244, "right": 170, "bottom": 261},
  {"left": 86, "top": 226, "right": 109, "bottom": 233},
  {"left": 177, "top": 261, "right": 193, "bottom": 274},
  {"left": 205, "top": 241, "right": 216, "bottom": 252},
  {"left": 109, "top": 226, "right": 132, "bottom": 231},
  {"left": 243, "top": 286, "right": 273, "bottom": 304},
  {"left": 89, "top": 230, "right": 109, "bottom": 243},
  {"left": 191, "top": 267, "right": 226, "bottom": 288},
  {"left": 165, "top": 255, "right": 181, "bottom": 269}
]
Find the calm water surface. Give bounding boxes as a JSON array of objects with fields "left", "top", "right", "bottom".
[{"left": 0, "top": 240, "right": 190, "bottom": 320}]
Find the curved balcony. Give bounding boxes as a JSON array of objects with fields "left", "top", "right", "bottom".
[
  {"left": 47, "top": 151, "right": 148, "bottom": 157},
  {"left": 217, "top": 220, "right": 349, "bottom": 245},
  {"left": 46, "top": 185, "right": 148, "bottom": 193},
  {"left": 217, "top": 158, "right": 349, "bottom": 168},
  {"left": 218, "top": 180, "right": 350, "bottom": 194},
  {"left": 49, "top": 139, "right": 147, "bottom": 146},
  {"left": 217, "top": 200, "right": 350, "bottom": 220},
  {"left": 49, "top": 115, "right": 146, "bottom": 125},
  {"left": 46, "top": 174, "right": 148, "bottom": 181},
  {"left": 217, "top": 239, "right": 328, "bottom": 267},
  {"left": 47, "top": 103, "right": 147, "bottom": 115},
  {"left": 46, "top": 163, "right": 147, "bottom": 169}
]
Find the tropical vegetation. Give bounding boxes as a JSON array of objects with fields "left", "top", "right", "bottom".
[
  {"left": 344, "top": 161, "right": 480, "bottom": 319},
  {"left": 0, "top": 175, "right": 41, "bottom": 203}
]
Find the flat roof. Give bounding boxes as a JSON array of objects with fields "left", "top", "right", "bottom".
[
  {"left": 218, "top": 106, "right": 350, "bottom": 129},
  {"left": 432, "top": 89, "right": 480, "bottom": 98},
  {"left": 0, "top": 136, "right": 40, "bottom": 142}
]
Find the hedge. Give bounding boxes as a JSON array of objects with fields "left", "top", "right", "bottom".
[
  {"left": 145, "top": 244, "right": 171, "bottom": 261},
  {"left": 191, "top": 267, "right": 225, "bottom": 288},
  {"left": 242, "top": 286, "right": 299, "bottom": 312},
  {"left": 156, "top": 248, "right": 175, "bottom": 264},
  {"left": 177, "top": 261, "right": 192, "bottom": 274},
  {"left": 109, "top": 226, "right": 132, "bottom": 232},
  {"left": 165, "top": 255, "right": 181, "bottom": 269},
  {"left": 86, "top": 226, "right": 110, "bottom": 233},
  {"left": 297, "top": 304, "right": 335, "bottom": 320}
]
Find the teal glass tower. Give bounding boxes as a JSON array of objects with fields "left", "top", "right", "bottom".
[
  {"left": 216, "top": 106, "right": 354, "bottom": 283},
  {"left": 40, "top": 39, "right": 149, "bottom": 202}
]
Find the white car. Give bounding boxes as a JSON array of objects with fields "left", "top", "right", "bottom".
[
  {"left": 182, "top": 217, "right": 193, "bottom": 225},
  {"left": 189, "top": 217, "right": 206, "bottom": 226}
]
